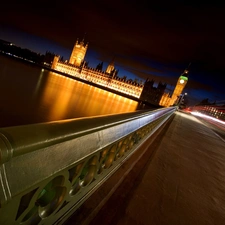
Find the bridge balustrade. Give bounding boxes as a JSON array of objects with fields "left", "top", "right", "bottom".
[{"left": 0, "top": 107, "right": 176, "bottom": 224}]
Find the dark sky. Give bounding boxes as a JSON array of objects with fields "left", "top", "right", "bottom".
[{"left": 1, "top": 1, "right": 225, "bottom": 105}]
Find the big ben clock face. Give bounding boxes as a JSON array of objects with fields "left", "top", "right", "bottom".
[{"left": 180, "top": 79, "right": 184, "bottom": 84}]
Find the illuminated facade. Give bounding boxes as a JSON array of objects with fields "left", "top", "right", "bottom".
[
  {"left": 51, "top": 38, "right": 188, "bottom": 106},
  {"left": 51, "top": 39, "right": 143, "bottom": 98},
  {"left": 106, "top": 58, "right": 115, "bottom": 74},
  {"left": 69, "top": 39, "right": 88, "bottom": 66},
  {"left": 160, "top": 68, "right": 189, "bottom": 107},
  {"left": 170, "top": 69, "right": 189, "bottom": 105}
]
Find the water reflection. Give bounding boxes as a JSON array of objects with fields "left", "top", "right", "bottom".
[
  {"left": 40, "top": 71, "right": 139, "bottom": 121},
  {"left": 0, "top": 55, "right": 149, "bottom": 128}
]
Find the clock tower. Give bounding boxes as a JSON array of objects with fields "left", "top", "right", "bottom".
[{"left": 170, "top": 67, "right": 189, "bottom": 106}]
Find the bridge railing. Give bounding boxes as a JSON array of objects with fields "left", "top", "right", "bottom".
[{"left": 0, "top": 107, "right": 176, "bottom": 225}]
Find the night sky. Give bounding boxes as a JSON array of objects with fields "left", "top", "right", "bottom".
[{"left": 1, "top": 1, "right": 225, "bottom": 106}]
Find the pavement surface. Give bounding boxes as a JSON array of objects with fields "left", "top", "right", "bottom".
[{"left": 88, "top": 111, "right": 225, "bottom": 225}]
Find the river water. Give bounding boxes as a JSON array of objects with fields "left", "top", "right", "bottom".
[{"left": 0, "top": 55, "right": 149, "bottom": 128}]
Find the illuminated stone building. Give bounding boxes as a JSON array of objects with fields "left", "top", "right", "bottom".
[
  {"left": 51, "top": 39, "right": 143, "bottom": 98},
  {"left": 69, "top": 39, "right": 88, "bottom": 66},
  {"left": 106, "top": 58, "right": 115, "bottom": 74},
  {"left": 159, "top": 67, "right": 189, "bottom": 107},
  {"left": 51, "top": 38, "right": 188, "bottom": 107},
  {"left": 170, "top": 69, "right": 189, "bottom": 105}
]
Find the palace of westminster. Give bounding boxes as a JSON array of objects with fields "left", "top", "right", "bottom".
[{"left": 51, "top": 38, "right": 189, "bottom": 107}]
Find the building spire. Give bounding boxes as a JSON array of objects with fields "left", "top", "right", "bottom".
[
  {"left": 183, "top": 62, "right": 191, "bottom": 77},
  {"left": 82, "top": 32, "right": 87, "bottom": 43},
  {"left": 187, "top": 62, "right": 191, "bottom": 69}
]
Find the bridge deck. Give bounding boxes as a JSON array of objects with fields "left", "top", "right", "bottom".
[{"left": 66, "top": 111, "right": 225, "bottom": 225}]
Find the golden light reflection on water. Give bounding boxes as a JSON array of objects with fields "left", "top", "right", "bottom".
[{"left": 40, "top": 71, "right": 139, "bottom": 121}]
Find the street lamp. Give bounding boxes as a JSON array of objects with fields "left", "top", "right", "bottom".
[{"left": 178, "top": 92, "right": 187, "bottom": 108}]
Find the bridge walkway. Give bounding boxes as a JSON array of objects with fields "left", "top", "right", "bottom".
[{"left": 66, "top": 111, "right": 225, "bottom": 225}]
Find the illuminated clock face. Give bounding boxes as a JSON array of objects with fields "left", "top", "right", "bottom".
[{"left": 180, "top": 79, "right": 184, "bottom": 84}]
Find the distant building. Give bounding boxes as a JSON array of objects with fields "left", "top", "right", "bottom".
[
  {"left": 106, "top": 58, "right": 115, "bottom": 74},
  {"left": 51, "top": 38, "right": 189, "bottom": 106},
  {"left": 170, "top": 69, "right": 189, "bottom": 105},
  {"left": 51, "top": 39, "right": 143, "bottom": 98},
  {"left": 69, "top": 39, "right": 88, "bottom": 66},
  {"left": 160, "top": 67, "right": 189, "bottom": 107},
  {"left": 140, "top": 79, "right": 167, "bottom": 106}
]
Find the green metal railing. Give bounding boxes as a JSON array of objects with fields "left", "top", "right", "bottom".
[{"left": 0, "top": 107, "right": 176, "bottom": 224}]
